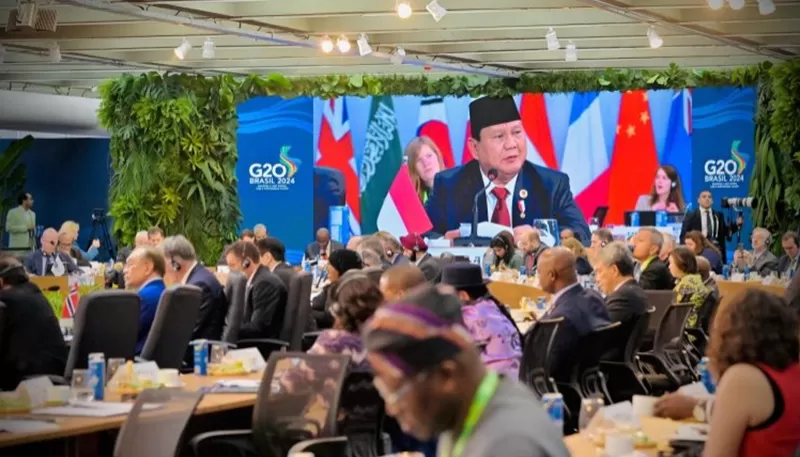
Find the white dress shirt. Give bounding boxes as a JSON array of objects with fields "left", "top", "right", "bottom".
[{"left": 479, "top": 168, "right": 518, "bottom": 227}]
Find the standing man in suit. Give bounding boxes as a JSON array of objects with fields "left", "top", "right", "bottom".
[
  {"left": 225, "top": 240, "right": 287, "bottom": 340},
  {"left": 424, "top": 97, "right": 590, "bottom": 243},
  {"left": 5, "top": 192, "right": 35, "bottom": 251},
  {"left": 632, "top": 228, "right": 674, "bottom": 290},
  {"left": 680, "top": 190, "right": 741, "bottom": 263},
  {"left": 162, "top": 235, "right": 228, "bottom": 341},
  {"left": 594, "top": 242, "right": 649, "bottom": 323},
  {"left": 123, "top": 246, "right": 167, "bottom": 354},
  {"left": 24, "top": 228, "right": 79, "bottom": 276},
  {"left": 304, "top": 228, "right": 344, "bottom": 261},
  {"left": 539, "top": 247, "right": 610, "bottom": 381},
  {"left": 399, "top": 233, "right": 441, "bottom": 283},
  {"left": 257, "top": 237, "right": 295, "bottom": 287}
]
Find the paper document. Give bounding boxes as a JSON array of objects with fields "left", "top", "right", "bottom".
[
  {"left": 32, "top": 401, "right": 161, "bottom": 417},
  {"left": 0, "top": 419, "right": 60, "bottom": 433}
]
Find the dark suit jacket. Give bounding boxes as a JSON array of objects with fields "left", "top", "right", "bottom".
[
  {"left": 417, "top": 253, "right": 442, "bottom": 283},
  {"left": 776, "top": 255, "right": 798, "bottom": 276},
  {"left": 787, "top": 272, "right": 800, "bottom": 317},
  {"left": 0, "top": 282, "right": 69, "bottom": 391},
  {"left": 605, "top": 280, "right": 649, "bottom": 324},
  {"left": 424, "top": 160, "right": 591, "bottom": 242},
  {"left": 680, "top": 208, "right": 736, "bottom": 263},
  {"left": 523, "top": 244, "right": 548, "bottom": 273},
  {"left": 117, "top": 246, "right": 133, "bottom": 263},
  {"left": 638, "top": 258, "right": 674, "bottom": 291},
  {"left": 272, "top": 263, "right": 295, "bottom": 287},
  {"left": 304, "top": 241, "right": 344, "bottom": 260},
  {"left": 24, "top": 250, "right": 80, "bottom": 276},
  {"left": 545, "top": 284, "right": 611, "bottom": 381},
  {"left": 392, "top": 254, "right": 410, "bottom": 266},
  {"left": 239, "top": 266, "right": 288, "bottom": 340},
  {"left": 186, "top": 264, "right": 228, "bottom": 341}
]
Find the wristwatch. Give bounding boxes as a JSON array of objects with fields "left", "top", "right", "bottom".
[{"left": 693, "top": 399, "right": 708, "bottom": 422}]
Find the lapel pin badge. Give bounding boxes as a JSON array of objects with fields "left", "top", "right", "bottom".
[
  {"left": 519, "top": 189, "right": 528, "bottom": 199},
  {"left": 518, "top": 200, "right": 526, "bottom": 219}
]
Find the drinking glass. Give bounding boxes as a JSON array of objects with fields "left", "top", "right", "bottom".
[
  {"left": 70, "top": 369, "right": 95, "bottom": 403},
  {"left": 210, "top": 344, "right": 228, "bottom": 364},
  {"left": 578, "top": 397, "right": 605, "bottom": 438},
  {"left": 107, "top": 358, "right": 126, "bottom": 384}
]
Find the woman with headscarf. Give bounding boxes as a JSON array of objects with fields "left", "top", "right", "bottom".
[{"left": 311, "top": 249, "right": 363, "bottom": 329}]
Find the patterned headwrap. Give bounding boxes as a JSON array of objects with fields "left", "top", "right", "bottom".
[{"left": 362, "top": 284, "right": 473, "bottom": 378}]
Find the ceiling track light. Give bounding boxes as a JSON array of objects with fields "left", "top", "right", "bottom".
[
  {"left": 174, "top": 38, "right": 191, "bottom": 60},
  {"left": 565, "top": 41, "right": 577, "bottom": 62},
  {"left": 202, "top": 37, "right": 215, "bottom": 59},
  {"left": 426, "top": 0, "right": 447, "bottom": 22},
  {"left": 356, "top": 33, "right": 372, "bottom": 56},
  {"left": 727, "top": 0, "right": 745, "bottom": 10},
  {"left": 396, "top": 0, "right": 412, "bottom": 19},
  {"left": 545, "top": 27, "right": 560, "bottom": 51},
  {"left": 320, "top": 35, "right": 334, "bottom": 53},
  {"left": 390, "top": 46, "right": 406, "bottom": 65},
  {"left": 707, "top": 0, "right": 725, "bottom": 9},
  {"left": 336, "top": 34, "right": 351, "bottom": 53},
  {"left": 647, "top": 26, "right": 663, "bottom": 49},
  {"left": 49, "top": 42, "right": 61, "bottom": 63},
  {"left": 758, "top": 0, "right": 776, "bottom": 15}
]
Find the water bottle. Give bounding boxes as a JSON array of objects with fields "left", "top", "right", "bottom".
[
  {"left": 193, "top": 340, "right": 208, "bottom": 376},
  {"left": 697, "top": 357, "right": 716, "bottom": 394},
  {"left": 655, "top": 210, "right": 667, "bottom": 227},
  {"left": 484, "top": 262, "right": 492, "bottom": 277},
  {"left": 743, "top": 265, "right": 750, "bottom": 281},
  {"left": 722, "top": 264, "right": 731, "bottom": 280},
  {"left": 630, "top": 211, "right": 640, "bottom": 227},
  {"left": 519, "top": 265, "right": 527, "bottom": 277},
  {"left": 542, "top": 393, "right": 564, "bottom": 434},
  {"left": 88, "top": 353, "right": 105, "bottom": 400}
]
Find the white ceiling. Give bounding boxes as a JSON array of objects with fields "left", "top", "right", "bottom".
[{"left": 0, "top": 0, "right": 798, "bottom": 97}]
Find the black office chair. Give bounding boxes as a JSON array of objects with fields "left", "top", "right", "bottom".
[
  {"left": 139, "top": 286, "right": 202, "bottom": 369},
  {"left": 518, "top": 317, "right": 564, "bottom": 398},
  {"left": 601, "top": 308, "right": 655, "bottom": 402},
  {"left": 288, "top": 272, "right": 313, "bottom": 351},
  {"left": 638, "top": 303, "right": 695, "bottom": 393},
  {"left": 221, "top": 271, "right": 247, "bottom": 344},
  {"left": 641, "top": 290, "right": 676, "bottom": 350}
]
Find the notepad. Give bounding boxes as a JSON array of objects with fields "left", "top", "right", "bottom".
[
  {"left": 201, "top": 379, "right": 260, "bottom": 394},
  {"left": 0, "top": 419, "right": 60, "bottom": 433},
  {"left": 32, "top": 401, "right": 161, "bottom": 417}
]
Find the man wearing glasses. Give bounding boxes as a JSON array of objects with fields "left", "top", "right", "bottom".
[
  {"left": 363, "top": 284, "right": 570, "bottom": 457},
  {"left": 23, "top": 228, "right": 79, "bottom": 276}
]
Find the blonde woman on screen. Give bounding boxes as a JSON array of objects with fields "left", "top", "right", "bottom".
[
  {"left": 635, "top": 165, "right": 686, "bottom": 213},
  {"left": 405, "top": 136, "right": 445, "bottom": 204}
]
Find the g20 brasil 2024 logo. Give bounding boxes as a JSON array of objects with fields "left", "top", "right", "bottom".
[
  {"left": 248, "top": 145, "right": 301, "bottom": 190},
  {"left": 704, "top": 140, "right": 749, "bottom": 189}
]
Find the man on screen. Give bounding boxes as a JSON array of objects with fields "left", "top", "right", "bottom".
[{"left": 424, "top": 96, "right": 590, "bottom": 242}]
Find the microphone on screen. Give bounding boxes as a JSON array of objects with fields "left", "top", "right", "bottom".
[{"left": 470, "top": 168, "right": 499, "bottom": 244}]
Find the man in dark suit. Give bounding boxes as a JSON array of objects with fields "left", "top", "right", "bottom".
[
  {"left": 256, "top": 237, "right": 295, "bottom": 287},
  {"left": 595, "top": 242, "right": 649, "bottom": 323},
  {"left": 0, "top": 255, "right": 68, "bottom": 390},
  {"left": 225, "top": 241, "right": 288, "bottom": 340},
  {"left": 162, "top": 235, "right": 228, "bottom": 341},
  {"left": 117, "top": 231, "right": 151, "bottom": 263},
  {"left": 304, "top": 228, "right": 344, "bottom": 261},
  {"left": 539, "top": 247, "right": 611, "bottom": 382},
  {"left": 399, "top": 233, "right": 442, "bottom": 283},
  {"left": 24, "top": 228, "right": 79, "bottom": 276},
  {"left": 776, "top": 231, "right": 800, "bottom": 277},
  {"left": 632, "top": 228, "right": 674, "bottom": 290},
  {"left": 424, "top": 96, "right": 590, "bottom": 243},
  {"left": 679, "top": 190, "right": 741, "bottom": 264}
]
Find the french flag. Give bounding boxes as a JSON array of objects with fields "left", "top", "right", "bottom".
[
  {"left": 661, "top": 89, "right": 693, "bottom": 199},
  {"left": 518, "top": 93, "right": 559, "bottom": 169},
  {"left": 377, "top": 164, "right": 433, "bottom": 235},
  {"left": 560, "top": 92, "right": 611, "bottom": 218},
  {"left": 417, "top": 98, "right": 455, "bottom": 168}
]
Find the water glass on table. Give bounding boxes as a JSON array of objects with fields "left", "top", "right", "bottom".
[
  {"left": 210, "top": 344, "right": 228, "bottom": 364},
  {"left": 70, "top": 369, "right": 95, "bottom": 403},
  {"left": 578, "top": 397, "right": 605, "bottom": 439},
  {"left": 106, "top": 358, "right": 126, "bottom": 386}
]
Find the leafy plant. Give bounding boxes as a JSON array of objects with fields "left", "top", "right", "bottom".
[
  {"left": 44, "top": 290, "right": 64, "bottom": 317},
  {"left": 0, "top": 135, "right": 33, "bottom": 236}
]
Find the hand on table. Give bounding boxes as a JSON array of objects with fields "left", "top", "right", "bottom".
[{"left": 654, "top": 393, "right": 698, "bottom": 420}]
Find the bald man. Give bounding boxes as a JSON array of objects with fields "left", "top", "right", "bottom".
[
  {"left": 304, "top": 227, "right": 344, "bottom": 261},
  {"left": 117, "top": 230, "right": 152, "bottom": 263},
  {"left": 379, "top": 264, "right": 427, "bottom": 302},
  {"left": 23, "top": 228, "right": 79, "bottom": 276},
  {"left": 519, "top": 227, "right": 547, "bottom": 272},
  {"left": 539, "top": 247, "right": 610, "bottom": 381}
]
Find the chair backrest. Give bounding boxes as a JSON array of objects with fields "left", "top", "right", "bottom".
[
  {"left": 221, "top": 271, "right": 247, "bottom": 344},
  {"left": 361, "top": 267, "right": 383, "bottom": 287},
  {"left": 652, "top": 303, "right": 694, "bottom": 352},
  {"left": 278, "top": 270, "right": 301, "bottom": 343},
  {"left": 289, "top": 272, "right": 313, "bottom": 351},
  {"left": 252, "top": 352, "right": 350, "bottom": 457},
  {"left": 140, "top": 286, "right": 202, "bottom": 369},
  {"left": 114, "top": 388, "right": 204, "bottom": 457},
  {"left": 0, "top": 301, "right": 5, "bottom": 359},
  {"left": 337, "top": 371, "right": 387, "bottom": 456},
  {"left": 623, "top": 308, "right": 655, "bottom": 363},
  {"left": 519, "top": 317, "right": 563, "bottom": 396},
  {"left": 644, "top": 290, "right": 676, "bottom": 334},
  {"left": 65, "top": 290, "right": 141, "bottom": 378},
  {"left": 573, "top": 322, "right": 621, "bottom": 379},
  {"left": 697, "top": 292, "right": 720, "bottom": 334}
]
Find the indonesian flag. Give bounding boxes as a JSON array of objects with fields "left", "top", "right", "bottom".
[
  {"left": 417, "top": 98, "right": 455, "bottom": 168},
  {"left": 377, "top": 164, "right": 433, "bottom": 235},
  {"left": 316, "top": 98, "right": 361, "bottom": 235},
  {"left": 62, "top": 282, "right": 79, "bottom": 318},
  {"left": 519, "top": 93, "right": 559, "bottom": 169}
]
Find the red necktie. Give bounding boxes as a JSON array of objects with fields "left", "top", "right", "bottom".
[{"left": 491, "top": 187, "right": 511, "bottom": 226}]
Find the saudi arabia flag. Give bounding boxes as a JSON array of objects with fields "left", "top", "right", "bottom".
[{"left": 359, "top": 96, "right": 403, "bottom": 235}]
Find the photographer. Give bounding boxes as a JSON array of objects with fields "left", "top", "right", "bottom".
[
  {"left": 680, "top": 190, "right": 742, "bottom": 264},
  {"left": 733, "top": 228, "right": 779, "bottom": 276}
]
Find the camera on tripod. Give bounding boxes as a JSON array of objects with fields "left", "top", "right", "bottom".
[
  {"left": 91, "top": 208, "right": 107, "bottom": 221},
  {"left": 89, "top": 208, "right": 115, "bottom": 260},
  {"left": 721, "top": 197, "right": 756, "bottom": 210}
]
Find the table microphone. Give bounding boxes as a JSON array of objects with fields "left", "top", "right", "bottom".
[{"left": 471, "top": 168, "right": 498, "bottom": 244}]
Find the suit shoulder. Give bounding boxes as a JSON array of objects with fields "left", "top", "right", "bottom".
[
  {"left": 524, "top": 162, "right": 569, "bottom": 185},
  {"left": 435, "top": 163, "right": 469, "bottom": 183}
]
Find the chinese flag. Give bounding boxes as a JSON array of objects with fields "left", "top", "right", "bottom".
[{"left": 605, "top": 90, "right": 659, "bottom": 225}]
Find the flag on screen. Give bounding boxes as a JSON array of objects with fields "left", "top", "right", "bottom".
[
  {"left": 62, "top": 282, "right": 79, "bottom": 318},
  {"left": 317, "top": 98, "right": 361, "bottom": 235},
  {"left": 460, "top": 96, "right": 480, "bottom": 165},
  {"left": 359, "top": 96, "right": 403, "bottom": 234},
  {"left": 377, "top": 164, "right": 434, "bottom": 234},
  {"left": 519, "top": 93, "right": 559, "bottom": 169},
  {"left": 560, "top": 92, "right": 610, "bottom": 217},
  {"left": 661, "top": 89, "right": 693, "bottom": 198},
  {"left": 417, "top": 98, "right": 455, "bottom": 168},
  {"left": 606, "top": 90, "right": 660, "bottom": 225}
]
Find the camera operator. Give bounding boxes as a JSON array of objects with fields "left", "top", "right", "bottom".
[
  {"left": 680, "top": 190, "right": 743, "bottom": 264},
  {"left": 733, "top": 228, "right": 779, "bottom": 276}
]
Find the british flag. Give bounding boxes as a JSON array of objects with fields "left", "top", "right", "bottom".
[
  {"left": 62, "top": 282, "right": 80, "bottom": 318},
  {"left": 316, "top": 98, "right": 361, "bottom": 236}
]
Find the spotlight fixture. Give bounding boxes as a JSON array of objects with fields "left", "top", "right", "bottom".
[
  {"left": 174, "top": 38, "right": 191, "bottom": 60},
  {"left": 647, "top": 26, "right": 663, "bottom": 49},
  {"left": 202, "top": 37, "right": 215, "bottom": 59},
  {"left": 49, "top": 42, "right": 61, "bottom": 63},
  {"left": 426, "top": 0, "right": 447, "bottom": 22},
  {"left": 758, "top": 0, "right": 776, "bottom": 15},
  {"left": 336, "top": 34, "right": 351, "bottom": 53},
  {"left": 320, "top": 35, "right": 334, "bottom": 53},
  {"left": 565, "top": 41, "right": 577, "bottom": 62},
  {"left": 390, "top": 46, "right": 406, "bottom": 65},
  {"left": 545, "top": 27, "right": 560, "bottom": 51},
  {"left": 396, "top": 0, "right": 412, "bottom": 19},
  {"left": 707, "top": 0, "right": 724, "bottom": 9},
  {"left": 727, "top": 0, "right": 745, "bottom": 10},
  {"left": 356, "top": 33, "right": 372, "bottom": 56}
]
